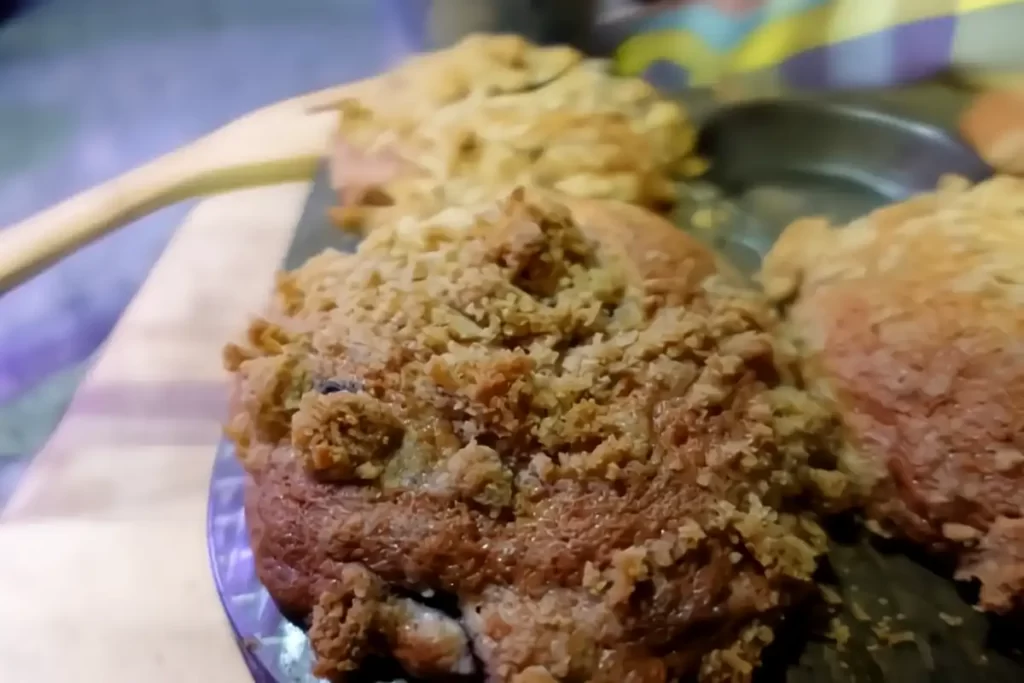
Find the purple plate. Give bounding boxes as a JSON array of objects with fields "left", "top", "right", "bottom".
[{"left": 206, "top": 439, "right": 322, "bottom": 683}]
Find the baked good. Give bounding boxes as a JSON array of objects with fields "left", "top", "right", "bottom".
[
  {"left": 223, "top": 190, "right": 851, "bottom": 681},
  {"left": 959, "top": 88, "right": 1024, "bottom": 175},
  {"left": 326, "top": 33, "right": 704, "bottom": 233},
  {"left": 761, "top": 175, "right": 1024, "bottom": 613}
]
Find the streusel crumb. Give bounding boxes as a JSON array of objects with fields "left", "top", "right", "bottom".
[{"left": 327, "top": 34, "right": 704, "bottom": 233}]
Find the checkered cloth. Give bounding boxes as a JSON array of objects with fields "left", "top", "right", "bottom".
[{"left": 610, "top": 0, "right": 1024, "bottom": 90}]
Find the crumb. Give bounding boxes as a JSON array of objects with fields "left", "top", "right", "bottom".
[
  {"left": 700, "top": 622, "right": 773, "bottom": 680},
  {"left": 942, "top": 523, "right": 981, "bottom": 543},
  {"left": 291, "top": 391, "right": 404, "bottom": 481},
  {"left": 993, "top": 447, "right": 1024, "bottom": 472},
  {"left": 885, "top": 631, "right": 916, "bottom": 646},
  {"left": 850, "top": 601, "right": 871, "bottom": 622},
  {"left": 826, "top": 617, "right": 850, "bottom": 650},
  {"left": 328, "top": 34, "right": 704, "bottom": 234},
  {"left": 870, "top": 616, "right": 916, "bottom": 647},
  {"left": 939, "top": 612, "right": 963, "bottom": 627},
  {"left": 820, "top": 585, "right": 843, "bottom": 605},
  {"left": 606, "top": 546, "right": 650, "bottom": 604},
  {"left": 865, "top": 519, "right": 894, "bottom": 538},
  {"left": 444, "top": 441, "right": 513, "bottom": 511}
]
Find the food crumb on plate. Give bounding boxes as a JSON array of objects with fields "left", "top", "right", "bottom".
[
  {"left": 820, "top": 584, "right": 843, "bottom": 605},
  {"left": 939, "top": 612, "right": 964, "bottom": 627},
  {"left": 850, "top": 601, "right": 871, "bottom": 622},
  {"left": 826, "top": 617, "right": 850, "bottom": 650}
]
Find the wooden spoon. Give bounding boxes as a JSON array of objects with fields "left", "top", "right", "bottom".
[{"left": 0, "top": 78, "right": 381, "bottom": 292}]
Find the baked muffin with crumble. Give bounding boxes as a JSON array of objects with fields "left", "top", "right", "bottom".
[
  {"left": 224, "top": 190, "right": 852, "bottom": 682},
  {"left": 761, "top": 175, "right": 1024, "bottom": 614}
]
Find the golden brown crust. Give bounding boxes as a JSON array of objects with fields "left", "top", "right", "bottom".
[
  {"left": 326, "top": 34, "right": 704, "bottom": 234},
  {"left": 761, "top": 175, "right": 1024, "bottom": 613},
  {"left": 226, "top": 192, "right": 849, "bottom": 681}
]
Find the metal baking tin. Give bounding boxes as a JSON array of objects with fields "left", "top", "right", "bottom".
[
  {"left": 675, "top": 97, "right": 991, "bottom": 273},
  {"left": 207, "top": 97, "right": 1023, "bottom": 683}
]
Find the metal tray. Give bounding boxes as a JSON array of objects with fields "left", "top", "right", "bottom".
[
  {"left": 674, "top": 97, "right": 991, "bottom": 274},
  {"left": 207, "top": 97, "right": 1021, "bottom": 683}
]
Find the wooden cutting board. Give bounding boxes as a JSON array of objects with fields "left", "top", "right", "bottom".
[{"left": 0, "top": 182, "right": 310, "bottom": 683}]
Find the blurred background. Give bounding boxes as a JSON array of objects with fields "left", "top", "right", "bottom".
[{"left": 0, "top": 0, "right": 431, "bottom": 500}]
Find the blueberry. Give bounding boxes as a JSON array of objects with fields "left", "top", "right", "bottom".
[{"left": 317, "top": 378, "right": 363, "bottom": 395}]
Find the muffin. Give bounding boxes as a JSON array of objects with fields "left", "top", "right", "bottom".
[
  {"left": 326, "top": 33, "right": 705, "bottom": 233},
  {"left": 761, "top": 175, "right": 1024, "bottom": 613},
  {"left": 224, "top": 191, "right": 851, "bottom": 681}
]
